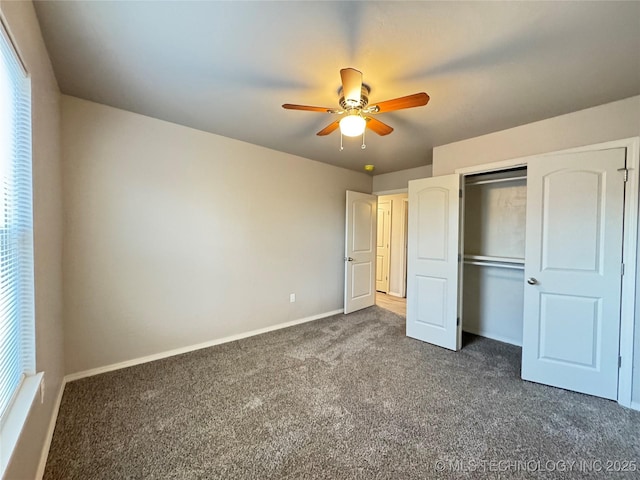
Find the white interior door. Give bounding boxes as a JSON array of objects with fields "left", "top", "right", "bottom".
[
  {"left": 522, "top": 148, "right": 626, "bottom": 399},
  {"left": 376, "top": 201, "right": 391, "bottom": 293},
  {"left": 344, "top": 191, "right": 377, "bottom": 314},
  {"left": 406, "top": 175, "right": 461, "bottom": 350}
]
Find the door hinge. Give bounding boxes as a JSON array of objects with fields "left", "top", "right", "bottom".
[
  {"left": 617, "top": 168, "right": 629, "bottom": 182},
  {"left": 621, "top": 263, "right": 625, "bottom": 276},
  {"left": 459, "top": 189, "right": 463, "bottom": 198},
  {"left": 619, "top": 356, "right": 622, "bottom": 368},
  {"left": 456, "top": 317, "right": 460, "bottom": 326},
  {"left": 458, "top": 253, "right": 462, "bottom": 263}
]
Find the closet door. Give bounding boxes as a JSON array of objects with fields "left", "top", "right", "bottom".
[
  {"left": 522, "top": 148, "right": 626, "bottom": 399},
  {"left": 406, "top": 175, "right": 461, "bottom": 350}
]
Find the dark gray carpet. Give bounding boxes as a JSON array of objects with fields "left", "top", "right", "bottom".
[{"left": 44, "top": 306, "right": 640, "bottom": 479}]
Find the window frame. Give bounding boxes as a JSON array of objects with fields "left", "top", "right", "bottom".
[{"left": 0, "top": 14, "right": 41, "bottom": 478}]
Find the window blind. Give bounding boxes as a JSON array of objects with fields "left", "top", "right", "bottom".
[{"left": 0, "top": 20, "right": 35, "bottom": 423}]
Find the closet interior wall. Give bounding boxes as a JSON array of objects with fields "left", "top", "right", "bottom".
[{"left": 462, "top": 168, "right": 527, "bottom": 346}]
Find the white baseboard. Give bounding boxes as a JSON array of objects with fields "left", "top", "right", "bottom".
[
  {"left": 387, "top": 291, "right": 404, "bottom": 298},
  {"left": 65, "top": 309, "right": 344, "bottom": 383},
  {"left": 35, "top": 379, "right": 66, "bottom": 480}
]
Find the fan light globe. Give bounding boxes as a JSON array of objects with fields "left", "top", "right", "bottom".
[{"left": 339, "top": 115, "right": 366, "bottom": 137}]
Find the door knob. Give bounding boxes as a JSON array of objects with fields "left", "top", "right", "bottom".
[
  {"left": 345, "top": 257, "right": 354, "bottom": 262},
  {"left": 527, "top": 277, "right": 538, "bottom": 285}
]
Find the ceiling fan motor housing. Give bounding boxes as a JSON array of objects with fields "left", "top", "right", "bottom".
[{"left": 339, "top": 85, "right": 370, "bottom": 110}]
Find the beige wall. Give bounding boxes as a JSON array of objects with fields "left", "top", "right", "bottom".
[
  {"left": 0, "top": 1, "right": 64, "bottom": 479},
  {"left": 433, "top": 96, "right": 640, "bottom": 176},
  {"left": 372, "top": 165, "right": 432, "bottom": 193},
  {"left": 378, "top": 194, "right": 408, "bottom": 297},
  {"left": 432, "top": 95, "right": 640, "bottom": 408},
  {"left": 62, "top": 95, "right": 372, "bottom": 374}
]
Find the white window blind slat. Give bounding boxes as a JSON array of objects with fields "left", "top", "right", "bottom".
[{"left": 0, "top": 18, "right": 35, "bottom": 424}]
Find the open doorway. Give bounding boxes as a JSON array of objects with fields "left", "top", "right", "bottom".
[{"left": 375, "top": 193, "right": 408, "bottom": 317}]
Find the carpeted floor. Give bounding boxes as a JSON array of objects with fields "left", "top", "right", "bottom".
[{"left": 44, "top": 307, "right": 640, "bottom": 479}]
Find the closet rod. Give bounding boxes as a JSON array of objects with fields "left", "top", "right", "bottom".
[
  {"left": 463, "top": 260, "right": 525, "bottom": 270},
  {"left": 465, "top": 175, "right": 527, "bottom": 187}
]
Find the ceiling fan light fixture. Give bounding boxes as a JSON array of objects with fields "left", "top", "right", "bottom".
[
  {"left": 283, "top": 68, "right": 428, "bottom": 143},
  {"left": 339, "top": 113, "right": 366, "bottom": 137}
]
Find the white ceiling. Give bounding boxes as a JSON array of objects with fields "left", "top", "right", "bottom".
[{"left": 34, "top": 1, "right": 640, "bottom": 175}]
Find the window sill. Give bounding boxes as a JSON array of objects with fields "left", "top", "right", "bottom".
[{"left": 0, "top": 372, "right": 43, "bottom": 478}]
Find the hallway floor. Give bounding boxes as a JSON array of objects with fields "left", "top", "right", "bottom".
[{"left": 375, "top": 291, "right": 406, "bottom": 317}]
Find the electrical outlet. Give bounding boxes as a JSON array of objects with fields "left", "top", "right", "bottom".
[{"left": 290, "top": 293, "right": 296, "bottom": 303}]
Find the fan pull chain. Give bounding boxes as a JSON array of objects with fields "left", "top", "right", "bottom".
[
  {"left": 361, "top": 128, "right": 366, "bottom": 149},
  {"left": 340, "top": 133, "right": 344, "bottom": 151}
]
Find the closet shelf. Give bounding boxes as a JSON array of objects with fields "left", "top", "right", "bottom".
[
  {"left": 464, "top": 254, "right": 524, "bottom": 264},
  {"left": 463, "top": 254, "right": 525, "bottom": 270},
  {"left": 465, "top": 175, "right": 527, "bottom": 186}
]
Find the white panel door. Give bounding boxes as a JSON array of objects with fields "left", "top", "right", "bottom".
[
  {"left": 344, "top": 191, "right": 377, "bottom": 314},
  {"left": 406, "top": 175, "right": 461, "bottom": 350},
  {"left": 522, "top": 148, "right": 626, "bottom": 399},
  {"left": 376, "top": 201, "right": 391, "bottom": 293}
]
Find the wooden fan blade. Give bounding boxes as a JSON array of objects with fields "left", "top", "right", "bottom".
[
  {"left": 340, "top": 68, "right": 362, "bottom": 105},
  {"left": 371, "top": 92, "right": 430, "bottom": 113},
  {"left": 366, "top": 117, "right": 394, "bottom": 136},
  {"left": 282, "top": 104, "right": 333, "bottom": 113},
  {"left": 317, "top": 120, "right": 340, "bottom": 136}
]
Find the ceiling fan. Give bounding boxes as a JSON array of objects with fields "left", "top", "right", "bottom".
[{"left": 282, "top": 68, "right": 429, "bottom": 148}]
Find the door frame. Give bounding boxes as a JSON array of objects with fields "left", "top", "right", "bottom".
[
  {"left": 373, "top": 193, "right": 410, "bottom": 299},
  {"left": 400, "top": 198, "right": 409, "bottom": 298},
  {"left": 455, "top": 137, "right": 639, "bottom": 409}
]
